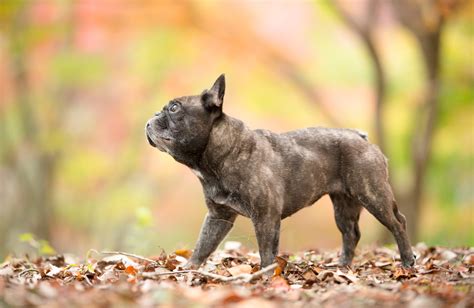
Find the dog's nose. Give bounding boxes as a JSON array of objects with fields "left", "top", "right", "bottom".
[{"left": 146, "top": 119, "right": 154, "bottom": 129}]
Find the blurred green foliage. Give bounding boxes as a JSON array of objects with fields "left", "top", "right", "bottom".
[{"left": 19, "top": 233, "right": 56, "bottom": 256}]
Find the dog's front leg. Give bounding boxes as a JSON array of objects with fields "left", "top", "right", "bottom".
[
  {"left": 252, "top": 212, "right": 281, "bottom": 268},
  {"left": 186, "top": 201, "right": 237, "bottom": 268}
]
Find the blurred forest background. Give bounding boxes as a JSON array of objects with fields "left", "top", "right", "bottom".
[{"left": 0, "top": 0, "right": 472, "bottom": 259}]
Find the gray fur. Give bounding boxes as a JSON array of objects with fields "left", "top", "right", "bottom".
[{"left": 145, "top": 74, "right": 415, "bottom": 269}]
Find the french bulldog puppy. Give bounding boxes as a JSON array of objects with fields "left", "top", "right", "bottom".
[{"left": 145, "top": 74, "right": 415, "bottom": 269}]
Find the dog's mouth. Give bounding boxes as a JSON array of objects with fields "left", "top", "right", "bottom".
[
  {"left": 146, "top": 130, "right": 173, "bottom": 150},
  {"left": 146, "top": 133, "right": 157, "bottom": 147}
]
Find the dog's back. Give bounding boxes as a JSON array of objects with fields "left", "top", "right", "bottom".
[{"left": 248, "top": 127, "right": 386, "bottom": 216}]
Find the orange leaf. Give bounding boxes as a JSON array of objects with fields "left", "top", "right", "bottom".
[
  {"left": 124, "top": 265, "right": 137, "bottom": 275},
  {"left": 174, "top": 249, "right": 193, "bottom": 259},
  {"left": 274, "top": 266, "right": 282, "bottom": 277},
  {"left": 273, "top": 256, "right": 288, "bottom": 277}
]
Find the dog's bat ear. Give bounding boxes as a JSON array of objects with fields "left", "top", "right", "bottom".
[
  {"left": 210, "top": 73, "right": 225, "bottom": 102},
  {"left": 202, "top": 74, "right": 225, "bottom": 110}
]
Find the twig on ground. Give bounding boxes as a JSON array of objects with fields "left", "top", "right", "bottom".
[
  {"left": 100, "top": 250, "right": 159, "bottom": 265},
  {"left": 142, "top": 263, "right": 278, "bottom": 283},
  {"left": 18, "top": 268, "right": 40, "bottom": 277}
]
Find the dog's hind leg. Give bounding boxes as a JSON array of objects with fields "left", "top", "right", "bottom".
[
  {"left": 357, "top": 182, "right": 415, "bottom": 267},
  {"left": 330, "top": 193, "right": 362, "bottom": 266}
]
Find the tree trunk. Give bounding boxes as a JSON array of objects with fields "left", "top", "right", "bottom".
[
  {"left": 390, "top": 0, "right": 445, "bottom": 243},
  {"left": 405, "top": 30, "right": 442, "bottom": 242}
]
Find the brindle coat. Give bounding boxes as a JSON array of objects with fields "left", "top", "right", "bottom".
[{"left": 146, "top": 74, "right": 415, "bottom": 268}]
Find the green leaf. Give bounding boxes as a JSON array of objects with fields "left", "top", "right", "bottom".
[
  {"left": 136, "top": 207, "right": 153, "bottom": 228},
  {"left": 39, "top": 240, "right": 56, "bottom": 255},
  {"left": 19, "top": 233, "right": 35, "bottom": 243}
]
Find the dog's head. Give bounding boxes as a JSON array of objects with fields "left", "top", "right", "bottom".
[{"left": 146, "top": 74, "right": 226, "bottom": 164}]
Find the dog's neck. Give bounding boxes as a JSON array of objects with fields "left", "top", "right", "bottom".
[{"left": 197, "top": 114, "right": 253, "bottom": 176}]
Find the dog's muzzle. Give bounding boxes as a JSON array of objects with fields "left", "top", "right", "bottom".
[
  {"left": 145, "top": 121, "right": 157, "bottom": 147},
  {"left": 155, "top": 113, "right": 168, "bottom": 130}
]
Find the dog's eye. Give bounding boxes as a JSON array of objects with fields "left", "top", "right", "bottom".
[{"left": 169, "top": 104, "right": 179, "bottom": 113}]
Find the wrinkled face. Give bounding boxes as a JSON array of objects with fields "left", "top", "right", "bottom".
[{"left": 145, "top": 74, "right": 226, "bottom": 165}]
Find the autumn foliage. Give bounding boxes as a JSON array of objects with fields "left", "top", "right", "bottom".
[{"left": 1, "top": 243, "right": 473, "bottom": 306}]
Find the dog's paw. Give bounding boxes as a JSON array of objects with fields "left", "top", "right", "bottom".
[
  {"left": 183, "top": 261, "right": 200, "bottom": 270},
  {"left": 401, "top": 254, "right": 416, "bottom": 268}
]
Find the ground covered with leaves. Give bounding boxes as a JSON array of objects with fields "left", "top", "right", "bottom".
[{"left": 1, "top": 243, "right": 473, "bottom": 307}]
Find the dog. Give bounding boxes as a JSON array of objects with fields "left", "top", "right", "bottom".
[{"left": 145, "top": 74, "right": 415, "bottom": 269}]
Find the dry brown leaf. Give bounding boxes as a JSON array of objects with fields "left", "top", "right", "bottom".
[
  {"left": 392, "top": 267, "right": 417, "bottom": 280},
  {"left": 462, "top": 254, "right": 474, "bottom": 265},
  {"left": 440, "top": 250, "right": 457, "bottom": 261},
  {"left": 301, "top": 269, "right": 318, "bottom": 282},
  {"left": 0, "top": 245, "right": 472, "bottom": 307},
  {"left": 114, "top": 261, "right": 126, "bottom": 271},
  {"left": 269, "top": 276, "right": 290, "bottom": 291},
  {"left": 333, "top": 273, "right": 348, "bottom": 284},
  {"left": 336, "top": 268, "right": 359, "bottom": 283},
  {"left": 164, "top": 257, "right": 179, "bottom": 271},
  {"left": 227, "top": 264, "right": 252, "bottom": 276},
  {"left": 374, "top": 261, "right": 392, "bottom": 269},
  {"left": 317, "top": 270, "right": 334, "bottom": 281}
]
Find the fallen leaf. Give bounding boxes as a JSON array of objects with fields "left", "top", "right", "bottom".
[
  {"left": 175, "top": 255, "right": 188, "bottom": 265},
  {"left": 45, "top": 264, "right": 62, "bottom": 278},
  {"left": 174, "top": 249, "right": 193, "bottom": 259},
  {"left": 440, "top": 250, "right": 457, "bottom": 261},
  {"left": 374, "top": 261, "right": 392, "bottom": 269},
  {"left": 125, "top": 265, "right": 137, "bottom": 275},
  {"left": 102, "top": 255, "right": 139, "bottom": 268},
  {"left": 227, "top": 264, "right": 252, "bottom": 276},
  {"left": 336, "top": 268, "right": 359, "bottom": 283},
  {"left": 317, "top": 270, "right": 334, "bottom": 281},
  {"left": 0, "top": 266, "right": 14, "bottom": 276},
  {"left": 97, "top": 268, "right": 117, "bottom": 282},
  {"left": 247, "top": 252, "right": 261, "bottom": 264},
  {"left": 462, "top": 254, "right": 474, "bottom": 265},
  {"left": 301, "top": 269, "right": 318, "bottom": 282},
  {"left": 115, "top": 261, "right": 126, "bottom": 271},
  {"left": 0, "top": 244, "right": 472, "bottom": 307},
  {"left": 164, "top": 257, "right": 179, "bottom": 271},
  {"left": 392, "top": 267, "right": 417, "bottom": 280},
  {"left": 273, "top": 256, "right": 288, "bottom": 277},
  {"left": 269, "top": 276, "right": 290, "bottom": 291},
  {"left": 333, "top": 272, "right": 348, "bottom": 284}
]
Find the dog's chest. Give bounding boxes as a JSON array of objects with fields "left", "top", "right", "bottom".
[{"left": 192, "top": 168, "right": 251, "bottom": 217}]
